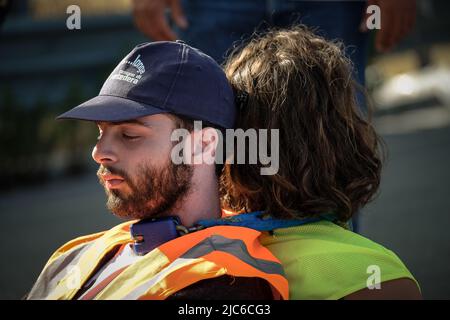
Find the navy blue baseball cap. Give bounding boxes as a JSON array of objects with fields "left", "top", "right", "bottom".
[{"left": 57, "top": 41, "right": 236, "bottom": 128}]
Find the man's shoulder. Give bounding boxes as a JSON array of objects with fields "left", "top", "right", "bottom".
[
  {"left": 52, "top": 220, "right": 134, "bottom": 256},
  {"left": 264, "top": 220, "right": 411, "bottom": 271},
  {"left": 264, "top": 220, "right": 394, "bottom": 254},
  {"left": 262, "top": 221, "right": 417, "bottom": 299}
]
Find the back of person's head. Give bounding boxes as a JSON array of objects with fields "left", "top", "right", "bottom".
[{"left": 221, "top": 26, "right": 383, "bottom": 222}]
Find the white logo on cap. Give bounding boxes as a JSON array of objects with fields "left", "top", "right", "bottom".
[
  {"left": 111, "top": 54, "right": 146, "bottom": 85},
  {"left": 125, "top": 54, "right": 145, "bottom": 75}
]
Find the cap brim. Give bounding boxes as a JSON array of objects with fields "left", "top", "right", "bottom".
[{"left": 56, "top": 95, "right": 167, "bottom": 122}]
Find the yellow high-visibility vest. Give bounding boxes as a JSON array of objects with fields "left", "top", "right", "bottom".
[{"left": 27, "top": 220, "right": 289, "bottom": 300}]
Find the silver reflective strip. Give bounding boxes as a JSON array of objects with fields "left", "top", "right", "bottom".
[
  {"left": 26, "top": 242, "right": 93, "bottom": 299},
  {"left": 180, "top": 235, "right": 285, "bottom": 276}
]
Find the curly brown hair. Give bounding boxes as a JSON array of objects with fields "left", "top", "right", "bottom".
[{"left": 220, "top": 26, "right": 384, "bottom": 222}]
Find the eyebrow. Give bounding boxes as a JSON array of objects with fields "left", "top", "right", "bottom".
[{"left": 97, "top": 119, "right": 151, "bottom": 128}]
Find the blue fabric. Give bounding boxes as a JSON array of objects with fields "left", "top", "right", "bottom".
[
  {"left": 196, "top": 211, "right": 340, "bottom": 231},
  {"left": 175, "top": 0, "right": 367, "bottom": 116},
  {"left": 175, "top": 0, "right": 367, "bottom": 87}
]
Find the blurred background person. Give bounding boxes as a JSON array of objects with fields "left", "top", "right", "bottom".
[
  {"left": 132, "top": 0, "right": 416, "bottom": 98},
  {"left": 0, "top": 0, "right": 449, "bottom": 300}
]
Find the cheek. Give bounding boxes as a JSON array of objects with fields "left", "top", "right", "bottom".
[{"left": 135, "top": 139, "right": 173, "bottom": 169}]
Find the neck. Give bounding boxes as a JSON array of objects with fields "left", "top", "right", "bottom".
[{"left": 165, "top": 170, "right": 221, "bottom": 227}]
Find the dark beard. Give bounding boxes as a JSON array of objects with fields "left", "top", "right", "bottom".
[{"left": 97, "top": 160, "right": 193, "bottom": 220}]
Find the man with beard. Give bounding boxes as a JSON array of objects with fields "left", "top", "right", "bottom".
[{"left": 25, "top": 41, "right": 285, "bottom": 300}]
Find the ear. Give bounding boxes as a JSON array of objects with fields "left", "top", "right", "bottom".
[
  {"left": 201, "top": 127, "right": 220, "bottom": 165},
  {"left": 191, "top": 127, "right": 220, "bottom": 165}
]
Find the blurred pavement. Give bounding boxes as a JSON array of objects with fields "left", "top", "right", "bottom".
[
  {"left": 361, "top": 125, "right": 450, "bottom": 300},
  {"left": 0, "top": 168, "right": 119, "bottom": 299}
]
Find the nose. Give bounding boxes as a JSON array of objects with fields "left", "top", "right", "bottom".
[{"left": 92, "top": 134, "right": 118, "bottom": 165}]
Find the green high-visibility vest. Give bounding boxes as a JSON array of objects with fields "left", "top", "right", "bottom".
[{"left": 260, "top": 220, "right": 419, "bottom": 300}]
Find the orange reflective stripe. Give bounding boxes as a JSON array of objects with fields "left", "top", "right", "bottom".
[{"left": 158, "top": 226, "right": 279, "bottom": 263}]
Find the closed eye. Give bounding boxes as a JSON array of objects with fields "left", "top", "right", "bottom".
[{"left": 122, "top": 133, "right": 140, "bottom": 140}]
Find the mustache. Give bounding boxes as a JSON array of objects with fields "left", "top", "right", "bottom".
[{"left": 97, "top": 165, "right": 130, "bottom": 182}]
